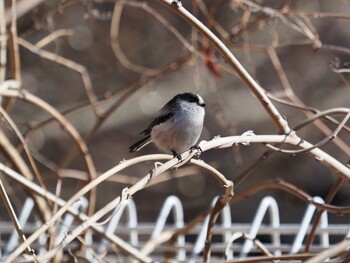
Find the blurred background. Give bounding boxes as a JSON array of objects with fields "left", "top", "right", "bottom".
[{"left": 1, "top": 0, "right": 350, "bottom": 257}]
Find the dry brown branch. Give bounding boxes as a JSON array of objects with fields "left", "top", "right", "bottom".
[
  {"left": 203, "top": 182, "right": 234, "bottom": 262},
  {"left": 50, "top": 155, "right": 232, "bottom": 263},
  {"left": 227, "top": 253, "right": 314, "bottom": 263},
  {"left": 0, "top": 107, "right": 50, "bottom": 204},
  {"left": 158, "top": 0, "right": 290, "bottom": 134},
  {"left": 294, "top": 108, "right": 350, "bottom": 133},
  {"left": 111, "top": 0, "right": 194, "bottom": 75},
  {"left": 305, "top": 177, "right": 344, "bottom": 252},
  {"left": 17, "top": 38, "right": 100, "bottom": 116},
  {"left": 0, "top": 129, "right": 51, "bottom": 222},
  {"left": 227, "top": 44, "right": 350, "bottom": 156},
  {"left": 50, "top": 177, "right": 63, "bottom": 262},
  {"left": 1, "top": 0, "right": 20, "bottom": 111},
  {"left": 265, "top": 111, "right": 350, "bottom": 154},
  {"left": 0, "top": 0, "right": 6, "bottom": 86},
  {"left": 229, "top": 1, "right": 274, "bottom": 40},
  {"left": 305, "top": 238, "right": 350, "bottom": 263},
  {"left": 266, "top": 47, "right": 350, "bottom": 155},
  {"left": 267, "top": 94, "right": 350, "bottom": 135},
  {"left": 204, "top": 134, "right": 350, "bottom": 181},
  {"left": 7, "top": 0, "right": 20, "bottom": 82},
  {"left": 2, "top": 1, "right": 350, "bottom": 261},
  {"left": 234, "top": 0, "right": 321, "bottom": 47},
  {"left": 0, "top": 179, "right": 35, "bottom": 256},
  {"left": 234, "top": 107, "right": 350, "bottom": 187},
  {"left": 165, "top": 206, "right": 213, "bottom": 259},
  {"left": 234, "top": 106, "right": 350, "bottom": 193},
  {"left": 195, "top": 0, "right": 230, "bottom": 39},
  {"left": 234, "top": 148, "right": 274, "bottom": 187},
  {"left": 35, "top": 28, "right": 74, "bottom": 48},
  {"left": 225, "top": 232, "right": 275, "bottom": 261},
  {"left": 5, "top": 152, "right": 229, "bottom": 261},
  {"left": 134, "top": 230, "right": 174, "bottom": 262},
  {"left": 3, "top": 134, "right": 256, "bottom": 261},
  {"left": 232, "top": 179, "right": 350, "bottom": 214},
  {"left": 285, "top": 9, "right": 350, "bottom": 19},
  {"left": 6, "top": 131, "right": 350, "bottom": 260},
  {"left": 0, "top": 89, "right": 98, "bottom": 216},
  {"left": 0, "top": 162, "right": 153, "bottom": 263}
]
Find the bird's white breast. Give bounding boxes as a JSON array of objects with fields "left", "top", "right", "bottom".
[{"left": 151, "top": 102, "right": 205, "bottom": 154}]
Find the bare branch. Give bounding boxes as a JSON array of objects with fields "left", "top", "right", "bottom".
[{"left": 158, "top": 0, "right": 290, "bottom": 133}]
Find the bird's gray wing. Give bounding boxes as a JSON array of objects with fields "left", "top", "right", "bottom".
[
  {"left": 129, "top": 101, "right": 175, "bottom": 152},
  {"left": 141, "top": 105, "right": 174, "bottom": 135}
]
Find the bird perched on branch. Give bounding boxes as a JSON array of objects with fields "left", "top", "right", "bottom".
[{"left": 129, "top": 92, "right": 206, "bottom": 158}]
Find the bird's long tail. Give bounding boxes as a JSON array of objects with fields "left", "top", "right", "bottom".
[{"left": 129, "top": 135, "right": 152, "bottom": 153}]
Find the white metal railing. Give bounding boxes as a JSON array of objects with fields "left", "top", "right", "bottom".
[{"left": 1, "top": 195, "right": 349, "bottom": 261}]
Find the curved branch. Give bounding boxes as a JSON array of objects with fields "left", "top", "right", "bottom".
[
  {"left": 265, "top": 111, "right": 350, "bottom": 154},
  {"left": 0, "top": 0, "right": 6, "bottom": 85},
  {"left": 0, "top": 162, "right": 152, "bottom": 263},
  {"left": 0, "top": 89, "right": 97, "bottom": 216},
  {"left": 233, "top": 179, "right": 350, "bottom": 213},
  {"left": 0, "top": 107, "right": 49, "bottom": 204},
  {"left": 17, "top": 38, "right": 100, "bottom": 116},
  {"left": 158, "top": 0, "right": 290, "bottom": 133},
  {"left": 111, "top": 0, "right": 193, "bottom": 75},
  {"left": 5, "top": 153, "right": 230, "bottom": 262},
  {"left": 305, "top": 238, "right": 350, "bottom": 263},
  {"left": 5, "top": 130, "right": 350, "bottom": 260},
  {"left": 0, "top": 129, "right": 51, "bottom": 222}
]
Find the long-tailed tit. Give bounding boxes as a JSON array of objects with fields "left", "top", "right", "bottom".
[{"left": 129, "top": 92, "right": 206, "bottom": 157}]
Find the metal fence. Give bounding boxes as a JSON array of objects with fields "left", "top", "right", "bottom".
[{"left": 1, "top": 195, "right": 349, "bottom": 261}]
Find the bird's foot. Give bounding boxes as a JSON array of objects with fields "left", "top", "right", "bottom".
[
  {"left": 172, "top": 150, "right": 182, "bottom": 161},
  {"left": 171, "top": 0, "right": 182, "bottom": 8},
  {"left": 190, "top": 145, "right": 202, "bottom": 158}
]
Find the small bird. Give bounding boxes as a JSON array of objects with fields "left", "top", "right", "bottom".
[{"left": 129, "top": 92, "right": 206, "bottom": 158}]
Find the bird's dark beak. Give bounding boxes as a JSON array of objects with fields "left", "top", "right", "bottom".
[{"left": 201, "top": 103, "right": 206, "bottom": 107}]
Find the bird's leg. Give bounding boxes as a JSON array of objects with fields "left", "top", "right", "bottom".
[
  {"left": 190, "top": 145, "right": 203, "bottom": 158},
  {"left": 172, "top": 150, "right": 182, "bottom": 161}
]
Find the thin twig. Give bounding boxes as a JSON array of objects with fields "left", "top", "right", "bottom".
[
  {"left": 0, "top": 106, "right": 51, "bottom": 205},
  {"left": 158, "top": 0, "right": 290, "bottom": 134},
  {"left": 305, "top": 238, "right": 350, "bottom": 263},
  {"left": 232, "top": 179, "right": 350, "bottom": 213},
  {"left": 111, "top": 0, "right": 194, "bottom": 75},
  {"left": 2, "top": 0, "right": 21, "bottom": 111},
  {"left": 266, "top": 47, "right": 350, "bottom": 155},
  {"left": 304, "top": 177, "right": 344, "bottom": 252},
  {"left": 35, "top": 29, "right": 74, "bottom": 48},
  {"left": 227, "top": 253, "right": 314, "bottom": 263},
  {"left": 0, "top": 162, "right": 153, "bottom": 263},
  {"left": 0, "top": 179, "right": 35, "bottom": 256},
  {"left": 0, "top": 89, "right": 97, "bottom": 216},
  {"left": 203, "top": 182, "right": 234, "bottom": 262},
  {"left": 6, "top": 131, "right": 350, "bottom": 261},
  {"left": 0, "top": 129, "right": 51, "bottom": 222},
  {"left": 265, "top": 111, "right": 350, "bottom": 154},
  {"left": 0, "top": 0, "right": 6, "bottom": 86},
  {"left": 17, "top": 37, "right": 100, "bottom": 116},
  {"left": 225, "top": 232, "right": 276, "bottom": 262}
]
